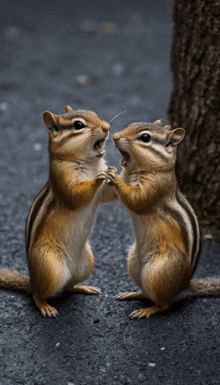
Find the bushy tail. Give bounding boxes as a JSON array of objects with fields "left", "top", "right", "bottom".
[
  {"left": 0, "top": 268, "right": 31, "bottom": 294},
  {"left": 186, "top": 277, "right": 220, "bottom": 296}
]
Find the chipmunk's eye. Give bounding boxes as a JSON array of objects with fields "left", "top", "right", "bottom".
[
  {"left": 73, "top": 121, "right": 85, "bottom": 130},
  {"left": 139, "top": 133, "right": 151, "bottom": 143}
]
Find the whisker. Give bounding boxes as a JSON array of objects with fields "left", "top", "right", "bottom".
[{"left": 109, "top": 110, "right": 127, "bottom": 124}]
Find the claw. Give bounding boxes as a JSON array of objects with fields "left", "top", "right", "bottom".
[
  {"left": 115, "top": 291, "right": 147, "bottom": 301},
  {"left": 107, "top": 166, "right": 117, "bottom": 172},
  {"left": 40, "top": 304, "right": 58, "bottom": 318},
  {"left": 33, "top": 294, "right": 58, "bottom": 318},
  {"left": 130, "top": 304, "right": 169, "bottom": 319},
  {"left": 97, "top": 172, "right": 107, "bottom": 180},
  {"left": 68, "top": 285, "right": 101, "bottom": 295}
]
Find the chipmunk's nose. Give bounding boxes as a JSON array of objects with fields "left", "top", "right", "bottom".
[
  {"left": 113, "top": 132, "right": 120, "bottom": 141},
  {"left": 102, "top": 121, "right": 110, "bottom": 132}
]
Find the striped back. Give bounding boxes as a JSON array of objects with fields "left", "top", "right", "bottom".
[
  {"left": 175, "top": 190, "right": 200, "bottom": 272},
  {"left": 25, "top": 183, "right": 52, "bottom": 255}
]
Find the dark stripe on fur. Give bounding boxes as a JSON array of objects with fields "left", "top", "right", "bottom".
[
  {"left": 149, "top": 146, "right": 169, "bottom": 163},
  {"left": 30, "top": 196, "right": 56, "bottom": 249},
  {"left": 164, "top": 205, "right": 190, "bottom": 256},
  {"left": 57, "top": 130, "right": 84, "bottom": 147},
  {"left": 26, "top": 183, "right": 50, "bottom": 253},
  {"left": 176, "top": 190, "right": 200, "bottom": 272}
]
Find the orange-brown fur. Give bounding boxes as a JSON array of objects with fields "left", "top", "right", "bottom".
[
  {"left": 107, "top": 120, "right": 220, "bottom": 318},
  {"left": 0, "top": 105, "right": 116, "bottom": 317}
]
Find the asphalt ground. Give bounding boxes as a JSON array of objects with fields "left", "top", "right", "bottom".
[{"left": 0, "top": 1, "right": 220, "bottom": 384}]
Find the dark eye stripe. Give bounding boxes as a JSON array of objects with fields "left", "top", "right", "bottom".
[
  {"left": 55, "top": 121, "right": 86, "bottom": 132},
  {"left": 148, "top": 146, "right": 169, "bottom": 163},
  {"left": 57, "top": 132, "right": 78, "bottom": 146}
]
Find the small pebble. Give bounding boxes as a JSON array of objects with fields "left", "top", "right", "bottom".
[
  {"left": 101, "top": 22, "right": 115, "bottom": 33},
  {"left": 76, "top": 75, "right": 90, "bottom": 86},
  {"left": 113, "top": 64, "right": 124, "bottom": 75},
  {"left": 33, "top": 143, "right": 42, "bottom": 151},
  {"left": 4, "top": 26, "right": 21, "bottom": 39},
  {"left": 0, "top": 102, "right": 9, "bottom": 111}
]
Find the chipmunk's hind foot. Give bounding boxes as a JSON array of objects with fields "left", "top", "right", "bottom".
[
  {"left": 115, "top": 291, "right": 147, "bottom": 300},
  {"left": 130, "top": 303, "right": 169, "bottom": 319},
  {"left": 33, "top": 294, "right": 58, "bottom": 318},
  {"left": 67, "top": 285, "right": 101, "bottom": 294}
]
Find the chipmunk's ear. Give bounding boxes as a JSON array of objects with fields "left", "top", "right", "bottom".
[
  {"left": 43, "top": 111, "right": 59, "bottom": 134},
  {"left": 65, "top": 105, "right": 74, "bottom": 113},
  {"left": 164, "top": 124, "right": 172, "bottom": 131},
  {"left": 153, "top": 119, "right": 163, "bottom": 127},
  {"left": 167, "top": 128, "right": 185, "bottom": 146}
]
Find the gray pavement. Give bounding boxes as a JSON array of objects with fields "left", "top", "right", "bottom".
[{"left": 0, "top": 1, "right": 220, "bottom": 384}]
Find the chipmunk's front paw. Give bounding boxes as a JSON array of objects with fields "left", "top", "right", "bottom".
[
  {"left": 96, "top": 171, "right": 108, "bottom": 184},
  {"left": 106, "top": 167, "right": 119, "bottom": 186},
  {"left": 107, "top": 166, "right": 117, "bottom": 173}
]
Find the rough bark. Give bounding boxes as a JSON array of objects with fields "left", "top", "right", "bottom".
[{"left": 169, "top": 0, "right": 220, "bottom": 229}]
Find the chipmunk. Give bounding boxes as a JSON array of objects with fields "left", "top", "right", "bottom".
[
  {"left": 106, "top": 120, "right": 220, "bottom": 318},
  {"left": 0, "top": 105, "right": 115, "bottom": 317}
]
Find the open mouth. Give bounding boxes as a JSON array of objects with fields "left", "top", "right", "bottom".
[
  {"left": 93, "top": 137, "right": 106, "bottom": 157},
  {"left": 119, "top": 149, "right": 130, "bottom": 167}
]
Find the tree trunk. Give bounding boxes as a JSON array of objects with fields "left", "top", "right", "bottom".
[{"left": 169, "top": 0, "right": 220, "bottom": 230}]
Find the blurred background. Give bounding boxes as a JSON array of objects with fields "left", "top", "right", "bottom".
[{"left": 0, "top": 0, "right": 173, "bottom": 194}]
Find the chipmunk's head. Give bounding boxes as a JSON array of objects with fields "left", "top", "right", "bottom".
[
  {"left": 113, "top": 120, "right": 185, "bottom": 172},
  {"left": 43, "top": 105, "right": 110, "bottom": 162}
]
